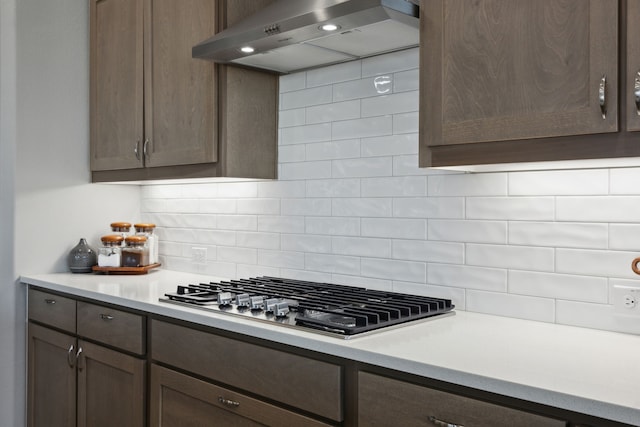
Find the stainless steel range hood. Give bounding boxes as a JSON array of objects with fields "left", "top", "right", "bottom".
[{"left": 192, "top": 0, "right": 419, "bottom": 74}]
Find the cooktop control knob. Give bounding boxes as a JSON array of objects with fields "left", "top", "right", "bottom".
[
  {"left": 249, "top": 295, "right": 265, "bottom": 311},
  {"left": 274, "top": 302, "right": 290, "bottom": 317},
  {"left": 217, "top": 292, "right": 233, "bottom": 305},
  {"left": 236, "top": 293, "right": 250, "bottom": 308},
  {"left": 265, "top": 298, "right": 280, "bottom": 313}
]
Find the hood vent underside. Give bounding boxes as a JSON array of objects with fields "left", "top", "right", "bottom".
[{"left": 192, "top": 0, "right": 419, "bottom": 74}]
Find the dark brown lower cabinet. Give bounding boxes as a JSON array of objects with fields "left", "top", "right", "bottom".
[
  {"left": 358, "top": 371, "right": 567, "bottom": 427},
  {"left": 150, "top": 364, "right": 332, "bottom": 427},
  {"left": 27, "top": 322, "right": 145, "bottom": 427}
]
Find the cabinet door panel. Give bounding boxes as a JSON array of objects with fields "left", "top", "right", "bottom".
[
  {"left": 145, "top": 0, "right": 217, "bottom": 167},
  {"left": 77, "top": 340, "right": 145, "bottom": 427},
  {"left": 358, "top": 372, "right": 566, "bottom": 427},
  {"left": 90, "top": 0, "right": 144, "bottom": 171},
  {"left": 421, "top": 0, "right": 618, "bottom": 164},
  {"left": 27, "top": 323, "right": 76, "bottom": 427},
  {"left": 627, "top": 0, "right": 640, "bottom": 131}
]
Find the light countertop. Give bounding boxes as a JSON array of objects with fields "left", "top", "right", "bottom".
[{"left": 20, "top": 270, "right": 640, "bottom": 425}]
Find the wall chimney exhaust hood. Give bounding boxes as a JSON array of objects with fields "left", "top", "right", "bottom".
[{"left": 192, "top": 0, "right": 419, "bottom": 74}]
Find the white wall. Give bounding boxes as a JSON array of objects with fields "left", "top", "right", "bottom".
[
  {"left": 143, "top": 48, "right": 640, "bottom": 336},
  {"left": 9, "top": 0, "right": 141, "bottom": 424}
]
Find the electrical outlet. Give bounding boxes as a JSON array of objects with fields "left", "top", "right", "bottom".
[
  {"left": 192, "top": 247, "right": 207, "bottom": 263},
  {"left": 612, "top": 285, "right": 640, "bottom": 315}
]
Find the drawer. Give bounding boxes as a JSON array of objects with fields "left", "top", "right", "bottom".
[
  {"left": 77, "top": 301, "right": 145, "bottom": 355},
  {"left": 151, "top": 320, "right": 343, "bottom": 422},
  {"left": 28, "top": 288, "right": 76, "bottom": 333},
  {"left": 358, "top": 372, "right": 566, "bottom": 427},
  {"left": 150, "top": 365, "right": 335, "bottom": 427}
]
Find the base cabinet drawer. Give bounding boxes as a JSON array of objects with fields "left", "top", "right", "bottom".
[
  {"left": 151, "top": 319, "right": 342, "bottom": 422},
  {"left": 358, "top": 372, "right": 567, "bottom": 427},
  {"left": 150, "top": 364, "right": 333, "bottom": 427},
  {"left": 77, "top": 301, "right": 145, "bottom": 355},
  {"left": 28, "top": 289, "right": 76, "bottom": 333}
]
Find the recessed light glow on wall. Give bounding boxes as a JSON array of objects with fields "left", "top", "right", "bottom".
[
  {"left": 320, "top": 23, "right": 340, "bottom": 32},
  {"left": 240, "top": 46, "right": 255, "bottom": 54}
]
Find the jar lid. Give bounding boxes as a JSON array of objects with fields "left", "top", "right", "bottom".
[
  {"left": 110, "top": 221, "right": 131, "bottom": 229},
  {"left": 134, "top": 223, "right": 156, "bottom": 230},
  {"left": 101, "top": 234, "right": 125, "bottom": 244},
  {"left": 125, "top": 235, "right": 147, "bottom": 245}
]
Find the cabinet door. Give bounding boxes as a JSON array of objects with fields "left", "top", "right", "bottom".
[
  {"left": 90, "top": 0, "right": 144, "bottom": 171},
  {"left": 150, "top": 364, "right": 333, "bottom": 427},
  {"left": 420, "top": 0, "right": 618, "bottom": 166},
  {"left": 627, "top": 0, "right": 640, "bottom": 131},
  {"left": 77, "top": 340, "right": 145, "bottom": 427},
  {"left": 144, "top": 0, "right": 217, "bottom": 167},
  {"left": 27, "top": 323, "right": 76, "bottom": 427},
  {"left": 358, "top": 372, "right": 566, "bottom": 427}
]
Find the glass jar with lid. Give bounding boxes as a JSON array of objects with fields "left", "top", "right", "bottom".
[
  {"left": 122, "top": 236, "right": 149, "bottom": 267},
  {"left": 98, "top": 235, "right": 124, "bottom": 267},
  {"left": 134, "top": 223, "right": 158, "bottom": 264},
  {"left": 110, "top": 222, "right": 131, "bottom": 241}
]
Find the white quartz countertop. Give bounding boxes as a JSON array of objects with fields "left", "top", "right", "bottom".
[{"left": 20, "top": 270, "right": 640, "bottom": 425}]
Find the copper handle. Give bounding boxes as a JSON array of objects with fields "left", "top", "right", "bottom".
[{"left": 632, "top": 257, "right": 640, "bottom": 275}]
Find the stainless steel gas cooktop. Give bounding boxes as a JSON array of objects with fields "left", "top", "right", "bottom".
[{"left": 160, "top": 276, "right": 455, "bottom": 339}]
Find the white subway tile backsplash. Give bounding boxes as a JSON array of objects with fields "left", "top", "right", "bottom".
[
  {"left": 393, "top": 197, "right": 464, "bottom": 219},
  {"left": 557, "top": 196, "right": 640, "bottom": 222},
  {"left": 332, "top": 116, "right": 392, "bottom": 140},
  {"left": 362, "top": 218, "right": 426, "bottom": 239},
  {"left": 146, "top": 49, "right": 640, "bottom": 336},
  {"left": 306, "top": 61, "right": 361, "bottom": 87},
  {"left": 305, "top": 139, "right": 361, "bottom": 161},
  {"left": 306, "top": 178, "right": 361, "bottom": 198},
  {"left": 466, "top": 197, "right": 554, "bottom": 220},
  {"left": 466, "top": 244, "right": 555, "bottom": 272},
  {"left": 509, "top": 222, "right": 608, "bottom": 249},
  {"left": 466, "top": 290, "right": 556, "bottom": 323},
  {"left": 332, "top": 157, "right": 392, "bottom": 178},
  {"left": 361, "top": 176, "right": 426, "bottom": 197},
  {"left": 361, "top": 257, "right": 426, "bottom": 283},
  {"left": 508, "top": 270, "right": 607, "bottom": 303},
  {"left": 332, "top": 198, "right": 392, "bottom": 217},
  {"left": 508, "top": 169, "right": 609, "bottom": 196},
  {"left": 361, "top": 92, "right": 418, "bottom": 117},
  {"left": 428, "top": 220, "right": 507, "bottom": 244},
  {"left": 556, "top": 248, "right": 639, "bottom": 279},
  {"left": 361, "top": 134, "right": 418, "bottom": 157},
  {"left": 332, "top": 236, "right": 391, "bottom": 258},
  {"left": 305, "top": 217, "right": 360, "bottom": 236},
  {"left": 429, "top": 173, "right": 508, "bottom": 197},
  {"left": 428, "top": 264, "right": 506, "bottom": 292},
  {"left": 393, "top": 240, "right": 464, "bottom": 264}
]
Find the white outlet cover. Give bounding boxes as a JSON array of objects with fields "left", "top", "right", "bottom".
[{"left": 612, "top": 285, "right": 640, "bottom": 316}]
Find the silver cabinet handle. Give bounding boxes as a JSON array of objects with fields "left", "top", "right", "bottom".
[
  {"left": 45, "top": 299, "right": 56, "bottom": 305},
  {"left": 634, "top": 71, "right": 640, "bottom": 116},
  {"left": 428, "top": 416, "right": 464, "bottom": 427},
  {"left": 134, "top": 140, "right": 141, "bottom": 161},
  {"left": 76, "top": 347, "right": 84, "bottom": 371},
  {"left": 218, "top": 397, "right": 240, "bottom": 407},
  {"left": 100, "top": 314, "right": 114, "bottom": 321},
  {"left": 67, "top": 345, "right": 75, "bottom": 368},
  {"left": 143, "top": 138, "right": 149, "bottom": 160},
  {"left": 599, "top": 74, "right": 607, "bottom": 119}
]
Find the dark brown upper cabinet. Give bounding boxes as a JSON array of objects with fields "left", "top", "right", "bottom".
[
  {"left": 419, "top": 0, "right": 640, "bottom": 168},
  {"left": 90, "top": 0, "right": 277, "bottom": 182}
]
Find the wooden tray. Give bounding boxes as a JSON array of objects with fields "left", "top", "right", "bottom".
[{"left": 92, "top": 263, "right": 161, "bottom": 275}]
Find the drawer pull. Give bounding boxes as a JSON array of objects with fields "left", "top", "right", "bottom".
[
  {"left": 67, "top": 345, "right": 75, "bottom": 368},
  {"left": 218, "top": 397, "right": 240, "bottom": 408},
  {"left": 428, "top": 415, "right": 463, "bottom": 427},
  {"left": 100, "top": 314, "right": 114, "bottom": 321},
  {"left": 45, "top": 299, "right": 56, "bottom": 305}
]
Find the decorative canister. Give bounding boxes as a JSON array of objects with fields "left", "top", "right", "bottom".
[
  {"left": 134, "top": 223, "right": 158, "bottom": 264},
  {"left": 110, "top": 222, "right": 132, "bottom": 241},
  {"left": 98, "top": 234, "right": 125, "bottom": 267},
  {"left": 122, "top": 236, "right": 149, "bottom": 267},
  {"left": 67, "top": 238, "right": 97, "bottom": 273}
]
